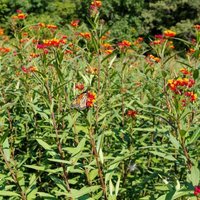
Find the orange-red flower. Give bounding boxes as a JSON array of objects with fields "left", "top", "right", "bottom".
[
  {"left": 127, "top": 110, "right": 137, "bottom": 118},
  {"left": 42, "top": 38, "right": 66, "bottom": 47},
  {"left": 86, "top": 91, "right": 96, "bottom": 107},
  {"left": 46, "top": 24, "right": 57, "bottom": 29},
  {"left": 12, "top": 13, "right": 27, "bottom": 20},
  {"left": 118, "top": 40, "right": 131, "bottom": 49},
  {"left": 30, "top": 53, "right": 40, "bottom": 58},
  {"left": 164, "top": 30, "right": 176, "bottom": 37},
  {"left": 185, "top": 91, "right": 197, "bottom": 102},
  {"left": 21, "top": 66, "right": 37, "bottom": 73},
  {"left": 147, "top": 54, "right": 160, "bottom": 63},
  {"left": 180, "top": 68, "right": 191, "bottom": 75},
  {"left": 79, "top": 32, "right": 91, "bottom": 40},
  {"left": 0, "top": 47, "right": 11, "bottom": 54},
  {"left": 0, "top": 28, "right": 4, "bottom": 36},
  {"left": 194, "top": 25, "right": 200, "bottom": 31},
  {"left": 38, "top": 22, "right": 45, "bottom": 28},
  {"left": 75, "top": 83, "right": 84, "bottom": 91},
  {"left": 70, "top": 20, "right": 80, "bottom": 28},
  {"left": 101, "top": 43, "right": 114, "bottom": 54},
  {"left": 90, "top": 1, "right": 102, "bottom": 9}
]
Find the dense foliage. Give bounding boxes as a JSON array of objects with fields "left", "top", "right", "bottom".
[
  {"left": 1, "top": 0, "right": 200, "bottom": 39},
  {"left": 0, "top": 1, "right": 200, "bottom": 200}
]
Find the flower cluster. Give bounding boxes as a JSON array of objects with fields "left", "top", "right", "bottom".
[
  {"left": 37, "top": 38, "right": 66, "bottom": 48},
  {"left": 146, "top": 54, "right": 160, "bottom": 64},
  {"left": 12, "top": 10, "right": 27, "bottom": 20},
  {"left": 21, "top": 66, "right": 37, "bottom": 73},
  {"left": 180, "top": 68, "right": 191, "bottom": 75},
  {"left": 118, "top": 40, "right": 131, "bottom": 49},
  {"left": 79, "top": 32, "right": 91, "bottom": 40},
  {"left": 194, "top": 186, "right": 200, "bottom": 197},
  {"left": 86, "top": 91, "right": 96, "bottom": 107},
  {"left": 101, "top": 43, "right": 114, "bottom": 54},
  {"left": 0, "top": 47, "right": 11, "bottom": 54},
  {"left": 168, "top": 76, "right": 197, "bottom": 105}
]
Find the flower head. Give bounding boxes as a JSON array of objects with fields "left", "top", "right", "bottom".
[
  {"left": 75, "top": 83, "right": 84, "bottom": 91},
  {"left": 70, "top": 20, "right": 80, "bottom": 28},
  {"left": 194, "top": 186, "right": 200, "bottom": 196},
  {"left": 127, "top": 110, "right": 137, "bottom": 118},
  {"left": 164, "top": 30, "right": 176, "bottom": 37},
  {"left": 86, "top": 91, "right": 96, "bottom": 107},
  {"left": 194, "top": 25, "right": 200, "bottom": 31},
  {"left": 180, "top": 68, "right": 191, "bottom": 75},
  {"left": 79, "top": 32, "right": 91, "bottom": 40},
  {"left": 118, "top": 40, "right": 131, "bottom": 49}
]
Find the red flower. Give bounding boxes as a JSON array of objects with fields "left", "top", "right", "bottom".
[
  {"left": 79, "top": 32, "right": 91, "bottom": 40},
  {"left": 90, "top": 1, "right": 102, "bottom": 10},
  {"left": 180, "top": 68, "right": 191, "bottom": 75},
  {"left": 194, "top": 25, "right": 200, "bottom": 31},
  {"left": 70, "top": 20, "right": 80, "bottom": 28},
  {"left": 127, "top": 110, "right": 137, "bottom": 118},
  {"left": 118, "top": 40, "right": 131, "bottom": 49},
  {"left": 194, "top": 186, "right": 200, "bottom": 196},
  {"left": 75, "top": 83, "right": 84, "bottom": 91},
  {"left": 164, "top": 30, "right": 176, "bottom": 37},
  {"left": 86, "top": 91, "right": 96, "bottom": 107}
]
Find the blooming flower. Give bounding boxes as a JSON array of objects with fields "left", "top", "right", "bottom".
[
  {"left": 0, "top": 28, "right": 4, "bottom": 35},
  {"left": 147, "top": 54, "right": 160, "bottom": 63},
  {"left": 70, "top": 20, "right": 80, "bottom": 28},
  {"left": 46, "top": 24, "right": 57, "bottom": 29},
  {"left": 38, "top": 22, "right": 45, "bottom": 28},
  {"left": 79, "top": 32, "right": 91, "bottom": 40},
  {"left": 0, "top": 47, "right": 11, "bottom": 54},
  {"left": 180, "top": 68, "right": 191, "bottom": 75},
  {"left": 194, "top": 25, "right": 200, "bottom": 31},
  {"left": 127, "top": 110, "right": 137, "bottom": 118},
  {"left": 86, "top": 91, "right": 96, "bottom": 107},
  {"left": 194, "top": 186, "right": 200, "bottom": 196},
  {"left": 90, "top": 1, "right": 102, "bottom": 10},
  {"left": 21, "top": 66, "right": 37, "bottom": 73},
  {"left": 12, "top": 13, "right": 27, "bottom": 20},
  {"left": 118, "top": 40, "right": 131, "bottom": 49},
  {"left": 164, "top": 30, "right": 176, "bottom": 37},
  {"left": 75, "top": 83, "right": 84, "bottom": 91}
]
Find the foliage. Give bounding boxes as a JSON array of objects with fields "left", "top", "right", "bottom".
[{"left": 0, "top": 1, "right": 200, "bottom": 200}]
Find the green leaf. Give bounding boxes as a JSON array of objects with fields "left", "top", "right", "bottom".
[
  {"left": 36, "top": 192, "right": 56, "bottom": 198},
  {"left": 193, "top": 69, "right": 199, "bottom": 80},
  {"left": 50, "top": 176, "right": 67, "bottom": 192},
  {"left": 3, "top": 138, "right": 10, "bottom": 161},
  {"left": 150, "top": 151, "right": 176, "bottom": 161},
  {"left": 0, "top": 191, "right": 20, "bottom": 197},
  {"left": 71, "top": 137, "right": 86, "bottom": 157},
  {"left": 36, "top": 139, "right": 56, "bottom": 157},
  {"left": 169, "top": 133, "right": 180, "bottom": 149},
  {"left": 187, "top": 166, "right": 200, "bottom": 186},
  {"left": 67, "top": 186, "right": 100, "bottom": 198}
]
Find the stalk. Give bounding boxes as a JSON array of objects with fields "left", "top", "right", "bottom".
[
  {"left": 89, "top": 127, "right": 107, "bottom": 199},
  {"left": 46, "top": 82, "right": 72, "bottom": 194}
]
